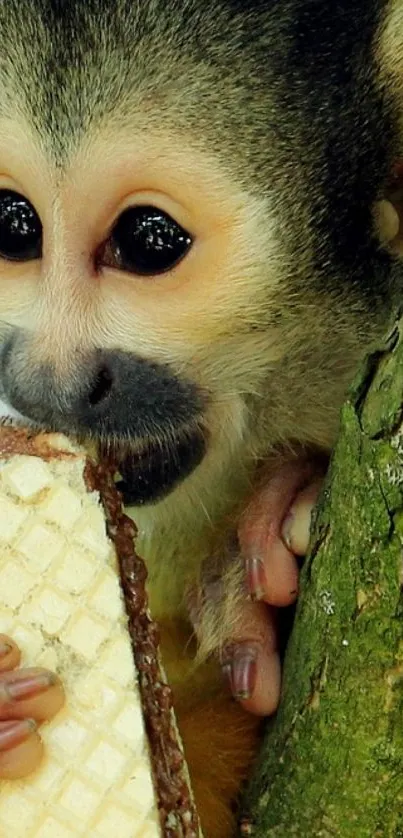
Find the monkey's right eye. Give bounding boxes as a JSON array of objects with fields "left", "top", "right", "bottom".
[
  {"left": 102, "top": 206, "right": 192, "bottom": 276},
  {"left": 0, "top": 190, "right": 42, "bottom": 262}
]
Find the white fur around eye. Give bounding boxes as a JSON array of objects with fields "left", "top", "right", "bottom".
[{"left": 0, "top": 397, "right": 26, "bottom": 421}]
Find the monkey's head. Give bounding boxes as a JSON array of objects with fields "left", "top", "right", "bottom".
[{"left": 0, "top": 0, "right": 401, "bottom": 506}]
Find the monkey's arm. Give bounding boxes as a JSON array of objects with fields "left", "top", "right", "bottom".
[
  {"left": 131, "top": 467, "right": 322, "bottom": 833},
  {"left": 157, "top": 467, "right": 322, "bottom": 835}
]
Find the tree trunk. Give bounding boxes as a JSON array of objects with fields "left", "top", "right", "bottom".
[{"left": 241, "top": 323, "right": 403, "bottom": 837}]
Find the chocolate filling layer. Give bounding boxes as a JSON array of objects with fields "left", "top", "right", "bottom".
[{"left": 86, "top": 458, "right": 201, "bottom": 837}]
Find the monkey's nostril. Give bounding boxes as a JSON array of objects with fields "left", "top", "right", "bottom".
[{"left": 88, "top": 366, "right": 114, "bottom": 406}]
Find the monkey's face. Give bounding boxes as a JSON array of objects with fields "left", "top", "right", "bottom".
[
  {"left": 0, "top": 1, "right": 401, "bottom": 506},
  {"left": 0, "top": 120, "right": 283, "bottom": 503}
]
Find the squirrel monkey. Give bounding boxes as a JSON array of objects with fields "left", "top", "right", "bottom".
[{"left": 0, "top": 1, "right": 402, "bottom": 834}]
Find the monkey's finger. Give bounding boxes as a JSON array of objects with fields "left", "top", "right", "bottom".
[
  {"left": 239, "top": 464, "right": 324, "bottom": 606},
  {"left": 0, "top": 635, "right": 21, "bottom": 672},
  {"left": 0, "top": 720, "right": 44, "bottom": 779},
  {"left": 221, "top": 600, "right": 281, "bottom": 716},
  {"left": 0, "top": 667, "right": 65, "bottom": 722},
  {"left": 246, "top": 540, "right": 299, "bottom": 606}
]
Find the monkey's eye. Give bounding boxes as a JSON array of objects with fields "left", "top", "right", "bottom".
[
  {"left": 103, "top": 206, "right": 192, "bottom": 275},
  {"left": 0, "top": 190, "right": 42, "bottom": 262}
]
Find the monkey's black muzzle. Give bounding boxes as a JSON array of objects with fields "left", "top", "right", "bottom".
[{"left": 0, "top": 338, "right": 207, "bottom": 504}]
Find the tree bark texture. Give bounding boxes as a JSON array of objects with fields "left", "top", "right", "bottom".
[{"left": 241, "top": 325, "right": 403, "bottom": 837}]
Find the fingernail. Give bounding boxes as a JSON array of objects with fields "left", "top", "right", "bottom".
[
  {"left": 6, "top": 671, "right": 56, "bottom": 702},
  {"left": 0, "top": 719, "right": 37, "bottom": 751},
  {"left": 245, "top": 557, "right": 266, "bottom": 602},
  {"left": 221, "top": 658, "right": 233, "bottom": 693},
  {"left": 281, "top": 511, "right": 294, "bottom": 551},
  {"left": 231, "top": 645, "right": 258, "bottom": 701},
  {"left": 0, "top": 642, "right": 13, "bottom": 659}
]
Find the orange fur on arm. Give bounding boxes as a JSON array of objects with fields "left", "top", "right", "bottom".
[
  {"left": 177, "top": 693, "right": 261, "bottom": 838},
  {"left": 159, "top": 619, "right": 262, "bottom": 837}
]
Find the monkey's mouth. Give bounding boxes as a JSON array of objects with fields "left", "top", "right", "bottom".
[
  {"left": 105, "top": 431, "right": 207, "bottom": 506},
  {"left": 0, "top": 396, "right": 208, "bottom": 506}
]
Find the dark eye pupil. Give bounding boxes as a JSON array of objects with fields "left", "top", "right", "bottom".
[
  {"left": 111, "top": 206, "right": 192, "bottom": 275},
  {"left": 0, "top": 190, "right": 42, "bottom": 261}
]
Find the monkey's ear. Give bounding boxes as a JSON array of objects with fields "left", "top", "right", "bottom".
[
  {"left": 374, "top": 198, "right": 400, "bottom": 247},
  {"left": 376, "top": 160, "right": 403, "bottom": 256}
]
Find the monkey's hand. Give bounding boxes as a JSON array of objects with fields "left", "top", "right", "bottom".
[
  {"left": 0, "top": 636, "right": 64, "bottom": 779},
  {"left": 191, "top": 460, "right": 324, "bottom": 716}
]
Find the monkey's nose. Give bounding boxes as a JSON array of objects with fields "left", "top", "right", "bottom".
[
  {"left": 72, "top": 348, "right": 207, "bottom": 442},
  {"left": 2, "top": 342, "right": 206, "bottom": 444}
]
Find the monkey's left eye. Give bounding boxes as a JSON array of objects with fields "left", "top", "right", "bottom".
[
  {"left": 102, "top": 206, "right": 192, "bottom": 276},
  {"left": 0, "top": 190, "right": 42, "bottom": 262}
]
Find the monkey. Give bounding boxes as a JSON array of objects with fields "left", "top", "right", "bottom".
[{"left": 0, "top": 0, "right": 402, "bottom": 834}]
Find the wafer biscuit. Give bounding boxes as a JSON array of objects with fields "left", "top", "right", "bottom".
[{"left": 0, "top": 425, "right": 200, "bottom": 837}]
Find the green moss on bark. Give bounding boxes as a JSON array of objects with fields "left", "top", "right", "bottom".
[{"left": 242, "top": 328, "right": 403, "bottom": 837}]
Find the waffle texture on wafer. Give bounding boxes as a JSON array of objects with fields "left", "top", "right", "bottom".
[{"left": 0, "top": 425, "right": 201, "bottom": 838}]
